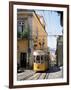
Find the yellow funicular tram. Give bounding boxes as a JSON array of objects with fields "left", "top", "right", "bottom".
[{"left": 33, "top": 50, "right": 49, "bottom": 71}]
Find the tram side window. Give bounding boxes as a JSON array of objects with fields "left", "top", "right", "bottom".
[
  {"left": 41, "top": 55, "right": 44, "bottom": 63},
  {"left": 36, "top": 56, "right": 40, "bottom": 63}
]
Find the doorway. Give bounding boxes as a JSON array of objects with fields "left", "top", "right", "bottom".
[{"left": 20, "top": 53, "right": 27, "bottom": 68}]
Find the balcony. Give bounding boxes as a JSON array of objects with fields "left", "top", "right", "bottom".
[{"left": 17, "top": 28, "right": 29, "bottom": 40}]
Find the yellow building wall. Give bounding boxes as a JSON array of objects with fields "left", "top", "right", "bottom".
[
  {"left": 17, "top": 39, "right": 28, "bottom": 52},
  {"left": 32, "top": 12, "right": 47, "bottom": 50},
  {"left": 17, "top": 39, "right": 28, "bottom": 64},
  {"left": 17, "top": 13, "right": 29, "bottom": 53},
  {"left": 17, "top": 13, "right": 32, "bottom": 18},
  {"left": 17, "top": 12, "right": 48, "bottom": 51}
]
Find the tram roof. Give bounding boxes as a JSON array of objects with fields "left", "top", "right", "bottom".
[{"left": 33, "top": 50, "right": 46, "bottom": 56}]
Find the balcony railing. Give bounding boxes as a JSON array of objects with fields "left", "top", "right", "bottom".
[{"left": 17, "top": 28, "right": 30, "bottom": 39}]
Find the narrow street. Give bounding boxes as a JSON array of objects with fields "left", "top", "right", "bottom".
[{"left": 17, "top": 66, "right": 63, "bottom": 81}]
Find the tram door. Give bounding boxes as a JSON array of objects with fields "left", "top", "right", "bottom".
[{"left": 20, "top": 53, "right": 27, "bottom": 68}]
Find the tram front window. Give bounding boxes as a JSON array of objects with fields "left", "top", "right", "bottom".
[{"left": 36, "top": 56, "right": 40, "bottom": 63}]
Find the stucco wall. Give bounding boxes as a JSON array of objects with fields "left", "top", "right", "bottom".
[{"left": 32, "top": 12, "right": 47, "bottom": 50}]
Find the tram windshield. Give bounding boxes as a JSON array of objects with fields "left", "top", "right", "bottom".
[
  {"left": 36, "top": 56, "right": 40, "bottom": 63},
  {"left": 34, "top": 55, "right": 45, "bottom": 63},
  {"left": 41, "top": 55, "right": 44, "bottom": 63}
]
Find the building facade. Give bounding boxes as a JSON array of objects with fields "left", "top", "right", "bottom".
[
  {"left": 56, "top": 36, "right": 63, "bottom": 66},
  {"left": 17, "top": 10, "right": 48, "bottom": 69}
]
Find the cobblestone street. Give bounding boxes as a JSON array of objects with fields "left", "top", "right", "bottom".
[{"left": 17, "top": 66, "right": 63, "bottom": 80}]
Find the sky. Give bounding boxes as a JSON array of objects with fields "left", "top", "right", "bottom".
[{"left": 35, "top": 10, "right": 63, "bottom": 50}]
